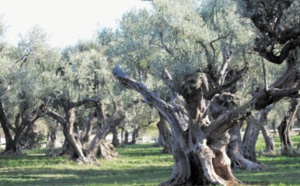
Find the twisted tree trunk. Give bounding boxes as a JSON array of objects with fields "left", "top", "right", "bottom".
[
  {"left": 87, "top": 101, "right": 124, "bottom": 159},
  {"left": 113, "top": 66, "right": 242, "bottom": 185}
]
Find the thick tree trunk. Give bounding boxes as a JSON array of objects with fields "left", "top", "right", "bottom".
[
  {"left": 278, "top": 99, "right": 299, "bottom": 156},
  {"left": 87, "top": 106, "right": 124, "bottom": 159},
  {"left": 61, "top": 108, "right": 87, "bottom": 162},
  {"left": 227, "top": 124, "right": 264, "bottom": 170},
  {"left": 96, "top": 140, "right": 119, "bottom": 159},
  {"left": 156, "top": 112, "right": 172, "bottom": 154},
  {"left": 242, "top": 114, "right": 260, "bottom": 162},
  {"left": 57, "top": 139, "right": 73, "bottom": 156},
  {"left": 12, "top": 126, "right": 26, "bottom": 154},
  {"left": 113, "top": 66, "right": 243, "bottom": 185}
]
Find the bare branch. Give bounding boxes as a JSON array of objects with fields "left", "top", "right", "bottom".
[
  {"left": 210, "top": 34, "right": 230, "bottom": 66},
  {"left": 44, "top": 108, "right": 67, "bottom": 126},
  {"left": 261, "top": 58, "right": 268, "bottom": 91}
]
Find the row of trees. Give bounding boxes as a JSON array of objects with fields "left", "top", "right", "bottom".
[{"left": 0, "top": 0, "right": 300, "bottom": 185}]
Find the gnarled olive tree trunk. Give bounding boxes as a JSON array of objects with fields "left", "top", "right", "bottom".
[
  {"left": 113, "top": 66, "right": 243, "bottom": 185},
  {"left": 0, "top": 103, "right": 41, "bottom": 155},
  {"left": 87, "top": 101, "right": 124, "bottom": 159}
]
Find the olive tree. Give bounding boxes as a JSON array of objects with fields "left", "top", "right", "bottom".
[{"left": 112, "top": 0, "right": 300, "bottom": 185}]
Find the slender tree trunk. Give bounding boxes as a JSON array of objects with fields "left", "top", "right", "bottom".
[
  {"left": 81, "top": 112, "right": 96, "bottom": 145},
  {"left": 0, "top": 103, "right": 13, "bottom": 152},
  {"left": 272, "top": 120, "right": 277, "bottom": 136},
  {"left": 111, "top": 127, "right": 120, "bottom": 147},
  {"left": 278, "top": 99, "right": 299, "bottom": 155},
  {"left": 156, "top": 112, "right": 172, "bottom": 154},
  {"left": 120, "top": 127, "right": 125, "bottom": 143},
  {"left": 261, "top": 124, "right": 275, "bottom": 153},
  {"left": 131, "top": 127, "right": 140, "bottom": 144},
  {"left": 47, "top": 123, "right": 59, "bottom": 150},
  {"left": 124, "top": 131, "right": 129, "bottom": 144}
]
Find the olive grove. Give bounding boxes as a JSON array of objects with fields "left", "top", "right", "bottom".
[
  {"left": 112, "top": 0, "right": 300, "bottom": 185},
  {"left": 0, "top": 0, "right": 299, "bottom": 185}
]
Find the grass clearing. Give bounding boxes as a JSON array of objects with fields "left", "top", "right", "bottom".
[{"left": 0, "top": 135, "right": 299, "bottom": 185}]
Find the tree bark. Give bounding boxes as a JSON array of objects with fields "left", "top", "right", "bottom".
[
  {"left": 227, "top": 124, "right": 264, "bottom": 170},
  {"left": 45, "top": 106, "right": 87, "bottom": 162},
  {"left": 242, "top": 105, "right": 272, "bottom": 162},
  {"left": 111, "top": 126, "right": 120, "bottom": 147},
  {"left": 81, "top": 112, "right": 96, "bottom": 146},
  {"left": 131, "top": 127, "right": 140, "bottom": 144},
  {"left": 113, "top": 66, "right": 242, "bottom": 185},
  {"left": 124, "top": 131, "right": 129, "bottom": 144},
  {"left": 0, "top": 102, "right": 14, "bottom": 152},
  {"left": 157, "top": 112, "right": 172, "bottom": 154},
  {"left": 62, "top": 108, "right": 87, "bottom": 161},
  {"left": 278, "top": 99, "right": 299, "bottom": 156},
  {"left": 261, "top": 123, "right": 275, "bottom": 153},
  {"left": 87, "top": 102, "right": 124, "bottom": 159}
]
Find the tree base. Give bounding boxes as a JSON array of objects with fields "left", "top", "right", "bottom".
[
  {"left": 0, "top": 149, "right": 24, "bottom": 156},
  {"left": 281, "top": 148, "right": 300, "bottom": 157}
]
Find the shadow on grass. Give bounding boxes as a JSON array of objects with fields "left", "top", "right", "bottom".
[
  {"left": 0, "top": 164, "right": 171, "bottom": 186},
  {"left": 234, "top": 156, "right": 300, "bottom": 185}
]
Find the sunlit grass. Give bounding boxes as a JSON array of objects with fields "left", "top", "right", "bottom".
[{"left": 0, "top": 135, "right": 299, "bottom": 185}]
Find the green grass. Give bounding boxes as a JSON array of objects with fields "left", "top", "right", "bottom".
[{"left": 0, "top": 135, "right": 299, "bottom": 186}]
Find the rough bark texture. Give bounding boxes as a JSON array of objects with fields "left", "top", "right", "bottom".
[
  {"left": 227, "top": 124, "right": 264, "bottom": 170},
  {"left": 156, "top": 112, "right": 172, "bottom": 154},
  {"left": 112, "top": 2, "right": 300, "bottom": 183},
  {"left": 113, "top": 66, "right": 243, "bottom": 185},
  {"left": 243, "top": 106, "right": 272, "bottom": 162},
  {"left": 278, "top": 99, "right": 299, "bottom": 156},
  {"left": 87, "top": 101, "right": 124, "bottom": 159},
  {"left": 43, "top": 98, "right": 97, "bottom": 163},
  {"left": 0, "top": 102, "right": 41, "bottom": 155}
]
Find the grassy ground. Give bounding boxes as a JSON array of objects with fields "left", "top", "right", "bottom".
[{"left": 0, "top": 134, "right": 299, "bottom": 186}]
